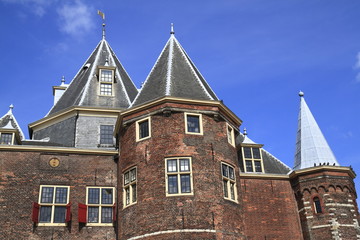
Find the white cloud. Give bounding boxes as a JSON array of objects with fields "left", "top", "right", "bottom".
[
  {"left": 57, "top": 0, "right": 95, "bottom": 38},
  {"left": 355, "top": 52, "right": 360, "bottom": 69}
]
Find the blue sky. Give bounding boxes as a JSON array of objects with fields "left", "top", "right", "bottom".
[{"left": 1, "top": 0, "right": 360, "bottom": 189}]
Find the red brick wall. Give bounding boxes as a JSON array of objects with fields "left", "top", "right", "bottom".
[
  {"left": 0, "top": 150, "right": 117, "bottom": 240},
  {"left": 118, "top": 103, "right": 246, "bottom": 239},
  {"left": 291, "top": 169, "right": 360, "bottom": 240},
  {"left": 241, "top": 178, "right": 304, "bottom": 240}
]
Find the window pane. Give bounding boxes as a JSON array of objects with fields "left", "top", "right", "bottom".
[
  {"left": 187, "top": 115, "right": 200, "bottom": 133},
  {"left": 53, "top": 206, "right": 66, "bottom": 223},
  {"left": 55, "top": 187, "right": 68, "bottom": 203},
  {"left": 100, "top": 125, "right": 114, "bottom": 145},
  {"left": 167, "top": 160, "right": 177, "bottom": 172},
  {"left": 41, "top": 187, "right": 54, "bottom": 203},
  {"left": 88, "top": 188, "right": 100, "bottom": 204},
  {"left": 180, "top": 174, "right": 191, "bottom": 193},
  {"left": 243, "top": 147, "right": 252, "bottom": 158},
  {"left": 88, "top": 207, "right": 99, "bottom": 223},
  {"left": 139, "top": 120, "right": 149, "bottom": 139},
  {"left": 39, "top": 206, "right": 52, "bottom": 223},
  {"left": 252, "top": 148, "right": 261, "bottom": 159},
  {"left": 245, "top": 160, "right": 253, "bottom": 172},
  {"left": 132, "top": 184, "right": 137, "bottom": 203},
  {"left": 230, "top": 182, "right": 235, "bottom": 200},
  {"left": 168, "top": 175, "right": 178, "bottom": 194},
  {"left": 101, "top": 188, "right": 113, "bottom": 204},
  {"left": 229, "top": 166, "right": 235, "bottom": 180},
  {"left": 101, "top": 70, "right": 113, "bottom": 82},
  {"left": 314, "top": 197, "right": 322, "bottom": 213},
  {"left": 254, "top": 161, "right": 262, "bottom": 172},
  {"left": 227, "top": 126, "right": 233, "bottom": 143},
  {"left": 125, "top": 187, "right": 130, "bottom": 205},
  {"left": 130, "top": 168, "right": 136, "bottom": 182},
  {"left": 101, "top": 207, "right": 112, "bottom": 223},
  {"left": 0, "top": 133, "right": 13, "bottom": 145},
  {"left": 180, "top": 159, "right": 190, "bottom": 172},
  {"left": 222, "top": 164, "right": 228, "bottom": 177},
  {"left": 124, "top": 172, "right": 130, "bottom": 185},
  {"left": 100, "top": 83, "right": 112, "bottom": 95},
  {"left": 223, "top": 180, "right": 228, "bottom": 198}
]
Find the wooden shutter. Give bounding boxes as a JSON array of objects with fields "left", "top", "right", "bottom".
[
  {"left": 32, "top": 202, "right": 40, "bottom": 223},
  {"left": 66, "top": 202, "right": 72, "bottom": 222},
  {"left": 112, "top": 203, "right": 116, "bottom": 222},
  {"left": 78, "top": 203, "right": 87, "bottom": 223}
]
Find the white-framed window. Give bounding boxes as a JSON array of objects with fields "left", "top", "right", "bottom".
[
  {"left": 227, "top": 124, "right": 235, "bottom": 147},
  {"left": 313, "top": 196, "right": 323, "bottom": 214},
  {"left": 86, "top": 187, "right": 115, "bottom": 225},
  {"left": 221, "top": 163, "right": 237, "bottom": 202},
  {"left": 242, "top": 146, "right": 264, "bottom": 173},
  {"left": 165, "top": 157, "right": 193, "bottom": 196},
  {"left": 37, "top": 185, "right": 70, "bottom": 226},
  {"left": 184, "top": 113, "right": 203, "bottom": 135},
  {"left": 0, "top": 132, "right": 14, "bottom": 145},
  {"left": 136, "top": 117, "right": 151, "bottom": 142},
  {"left": 99, "top": 69, "right": 114, "bottom": 96},
  {"left": 123, "top": 167, "right": 137, "bottom": 207},
  {"left": 100, "top": 125, "right": 114, "bottom": 145}
]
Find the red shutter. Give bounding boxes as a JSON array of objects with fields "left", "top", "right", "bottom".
[
  {"left": 32, "top": 202, "right": 40, "bottom": 223},
  {"left": 112, "top": 204, "right": 116, "bottom": 222},
  {"left": 66, "top": 202, "right": 72, "bottom": 222},
  {"left": 78, "top": 203, "right": 87, "bottom": 223}
]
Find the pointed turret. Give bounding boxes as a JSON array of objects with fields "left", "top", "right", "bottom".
[
  {"left": 293, "top": 92, "right": 339, "bottom": 170},
  {"left": 0, "top": 104, "right": 25, "bottom": 144},
  {"left": 47, "top": 38, "right": 138, "bottom": 116},
  {"left": 131, "top": 25, "right": 218, "bottom": 106}
]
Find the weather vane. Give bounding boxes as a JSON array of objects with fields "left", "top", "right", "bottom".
[{"left": 97, "top": 10, "right": 106, "bottom": 39}]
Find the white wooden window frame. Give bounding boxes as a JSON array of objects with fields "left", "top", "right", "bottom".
[
  {"left": 184, "top": 113, "right": 203, "bottom": 135},
  {"left": 135, "top": 117, "right": 151, "bottom": 142},
  {"left": 38, "top": 185, "right": 70, "bottom": 226},
  {"left": 227, "top": 124, "right": 235, "bottom": 147},
  {"left": 242, "top": 146, "right": 265, "bottom": 173},
  {"left": 86, "top": 186, "right": 115, "bottom": 226},
  {"left": 221, "top": 162, "right": 238, "bottom": 202},
  {"left": 123, "top": 167, "right": 137, "bottom": 208},
  {"left": 99, "top": 68, "right": 114, "bottom": 96},
  {"left": 165, "top": 157, "right": 194, "bottom": 197}
]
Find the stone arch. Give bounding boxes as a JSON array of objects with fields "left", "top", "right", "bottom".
[
  {"left": 311, "top": 187, "right": 318, "bottom": 194},
  {"left": 318, "top": 186, "right": 326, "bottom": 194},
  {"left": 336, "top": 185, "right": 343, "bottom": 192},
  {"left": 328, "top": 185, "right": 336, "bottom": 192}
]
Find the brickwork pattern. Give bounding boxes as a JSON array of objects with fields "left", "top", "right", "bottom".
[{"left": 0, "top": 151, "right": 117, "bottom": 240}]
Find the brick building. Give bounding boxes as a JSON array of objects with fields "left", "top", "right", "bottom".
[{"left": 1, "top": 25, "right": 359, "bottom": 240}]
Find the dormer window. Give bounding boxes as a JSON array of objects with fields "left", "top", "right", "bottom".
[
  {"left": 98, "top": 67, "right": 115, "bottom": 96},
  {"left": 242, "top": 146, "right": 264, "bottom": 173},
  {"left": 0, "top": 132, "right": 14, "bottom": 145}
]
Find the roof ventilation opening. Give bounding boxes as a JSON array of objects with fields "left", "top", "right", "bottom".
[{"left": 83, "top": 63, "right": 91, "bottom": 69}]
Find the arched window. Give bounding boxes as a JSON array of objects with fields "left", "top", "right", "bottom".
[{"left": 313, "top": 197, "right": 322, "bottom": 214}]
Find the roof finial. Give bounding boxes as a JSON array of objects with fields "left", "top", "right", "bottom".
[
  {"left": 9, "top": 104, "right": 14, "bottom": 112},
  {"left": 299, "top": 90, "right": 304, "bottom": 97},
  {"left": 243, "top": 128, "right": 247, "bottom": 136},
  {"left": 61, "top": 76, "right": 65, "bottom": 85},
  {"left": 97, "top": 10, "right": 106, "bottom": 39},
  {"left": 170, "top": 23, "right": 175, "bottom": 35}
]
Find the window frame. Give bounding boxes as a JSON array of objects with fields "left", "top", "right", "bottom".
[
  {"left": 227, "top": 124, "right": 235, "bottom": 147},
  {"left": 221, "top": 162, "right": 238, "bottom": 202},
  {"left": 99, "top": 125, "right": 114, "bottom": 146},
  {"left": 135, "top": 117, "right": 151, "bottom": 142},
  {"left": 123, "top": 167, "right": 137, "bottom": 208},
  {"left": 0, "top": 132, "right": 14, "bottom": 145},
  {"left": 165, "top": 157, "right": 194, "bottom": 197},
  {"left": 312, "top": 196, "right": 323, "bottom": 214},
  {"left": 86, "top": 186, "right": 116, "bottom": 226},
  {"left": 37, "top": 185, "right": 70, "bottom": 226},
  {"left": 184, "top": 113, "right": 203, "bottom": 135},
  {"left": 98, "top": 68, "right": 115, "bottom": 96},
  {"left": 242, "top": 146, "right": 265, "bottom": 173}
]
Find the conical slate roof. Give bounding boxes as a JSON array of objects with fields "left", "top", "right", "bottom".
[
  {"left": 293, "top": 92, "right": 339, "bottom": 170},
  {"left": 0, "top": 105, "right": 25, "bottom": 140},
  {"left": 131, "top": 31, "right": 218, "bottom": 106},
  {"left": 47, "top": 38, "right": 138, "bottom": 116}
]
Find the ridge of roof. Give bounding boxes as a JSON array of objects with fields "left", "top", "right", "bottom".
[
  {"left": 293, "top": 93, "right": 339, "bottom": 170},
  {"left": 131, "top": 33, "right": 219, "bottom": 107}
]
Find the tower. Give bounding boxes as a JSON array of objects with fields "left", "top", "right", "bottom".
[{"left": 290, "top": 92, "right": 360, "bottom": 240}]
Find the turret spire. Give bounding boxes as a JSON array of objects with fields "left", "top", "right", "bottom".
[
  {"left": 293, "top": 92, "right": 339, "bottom": 169},
  {"left": 97, "top": 10, "right": 106, "bottom": 39}
]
